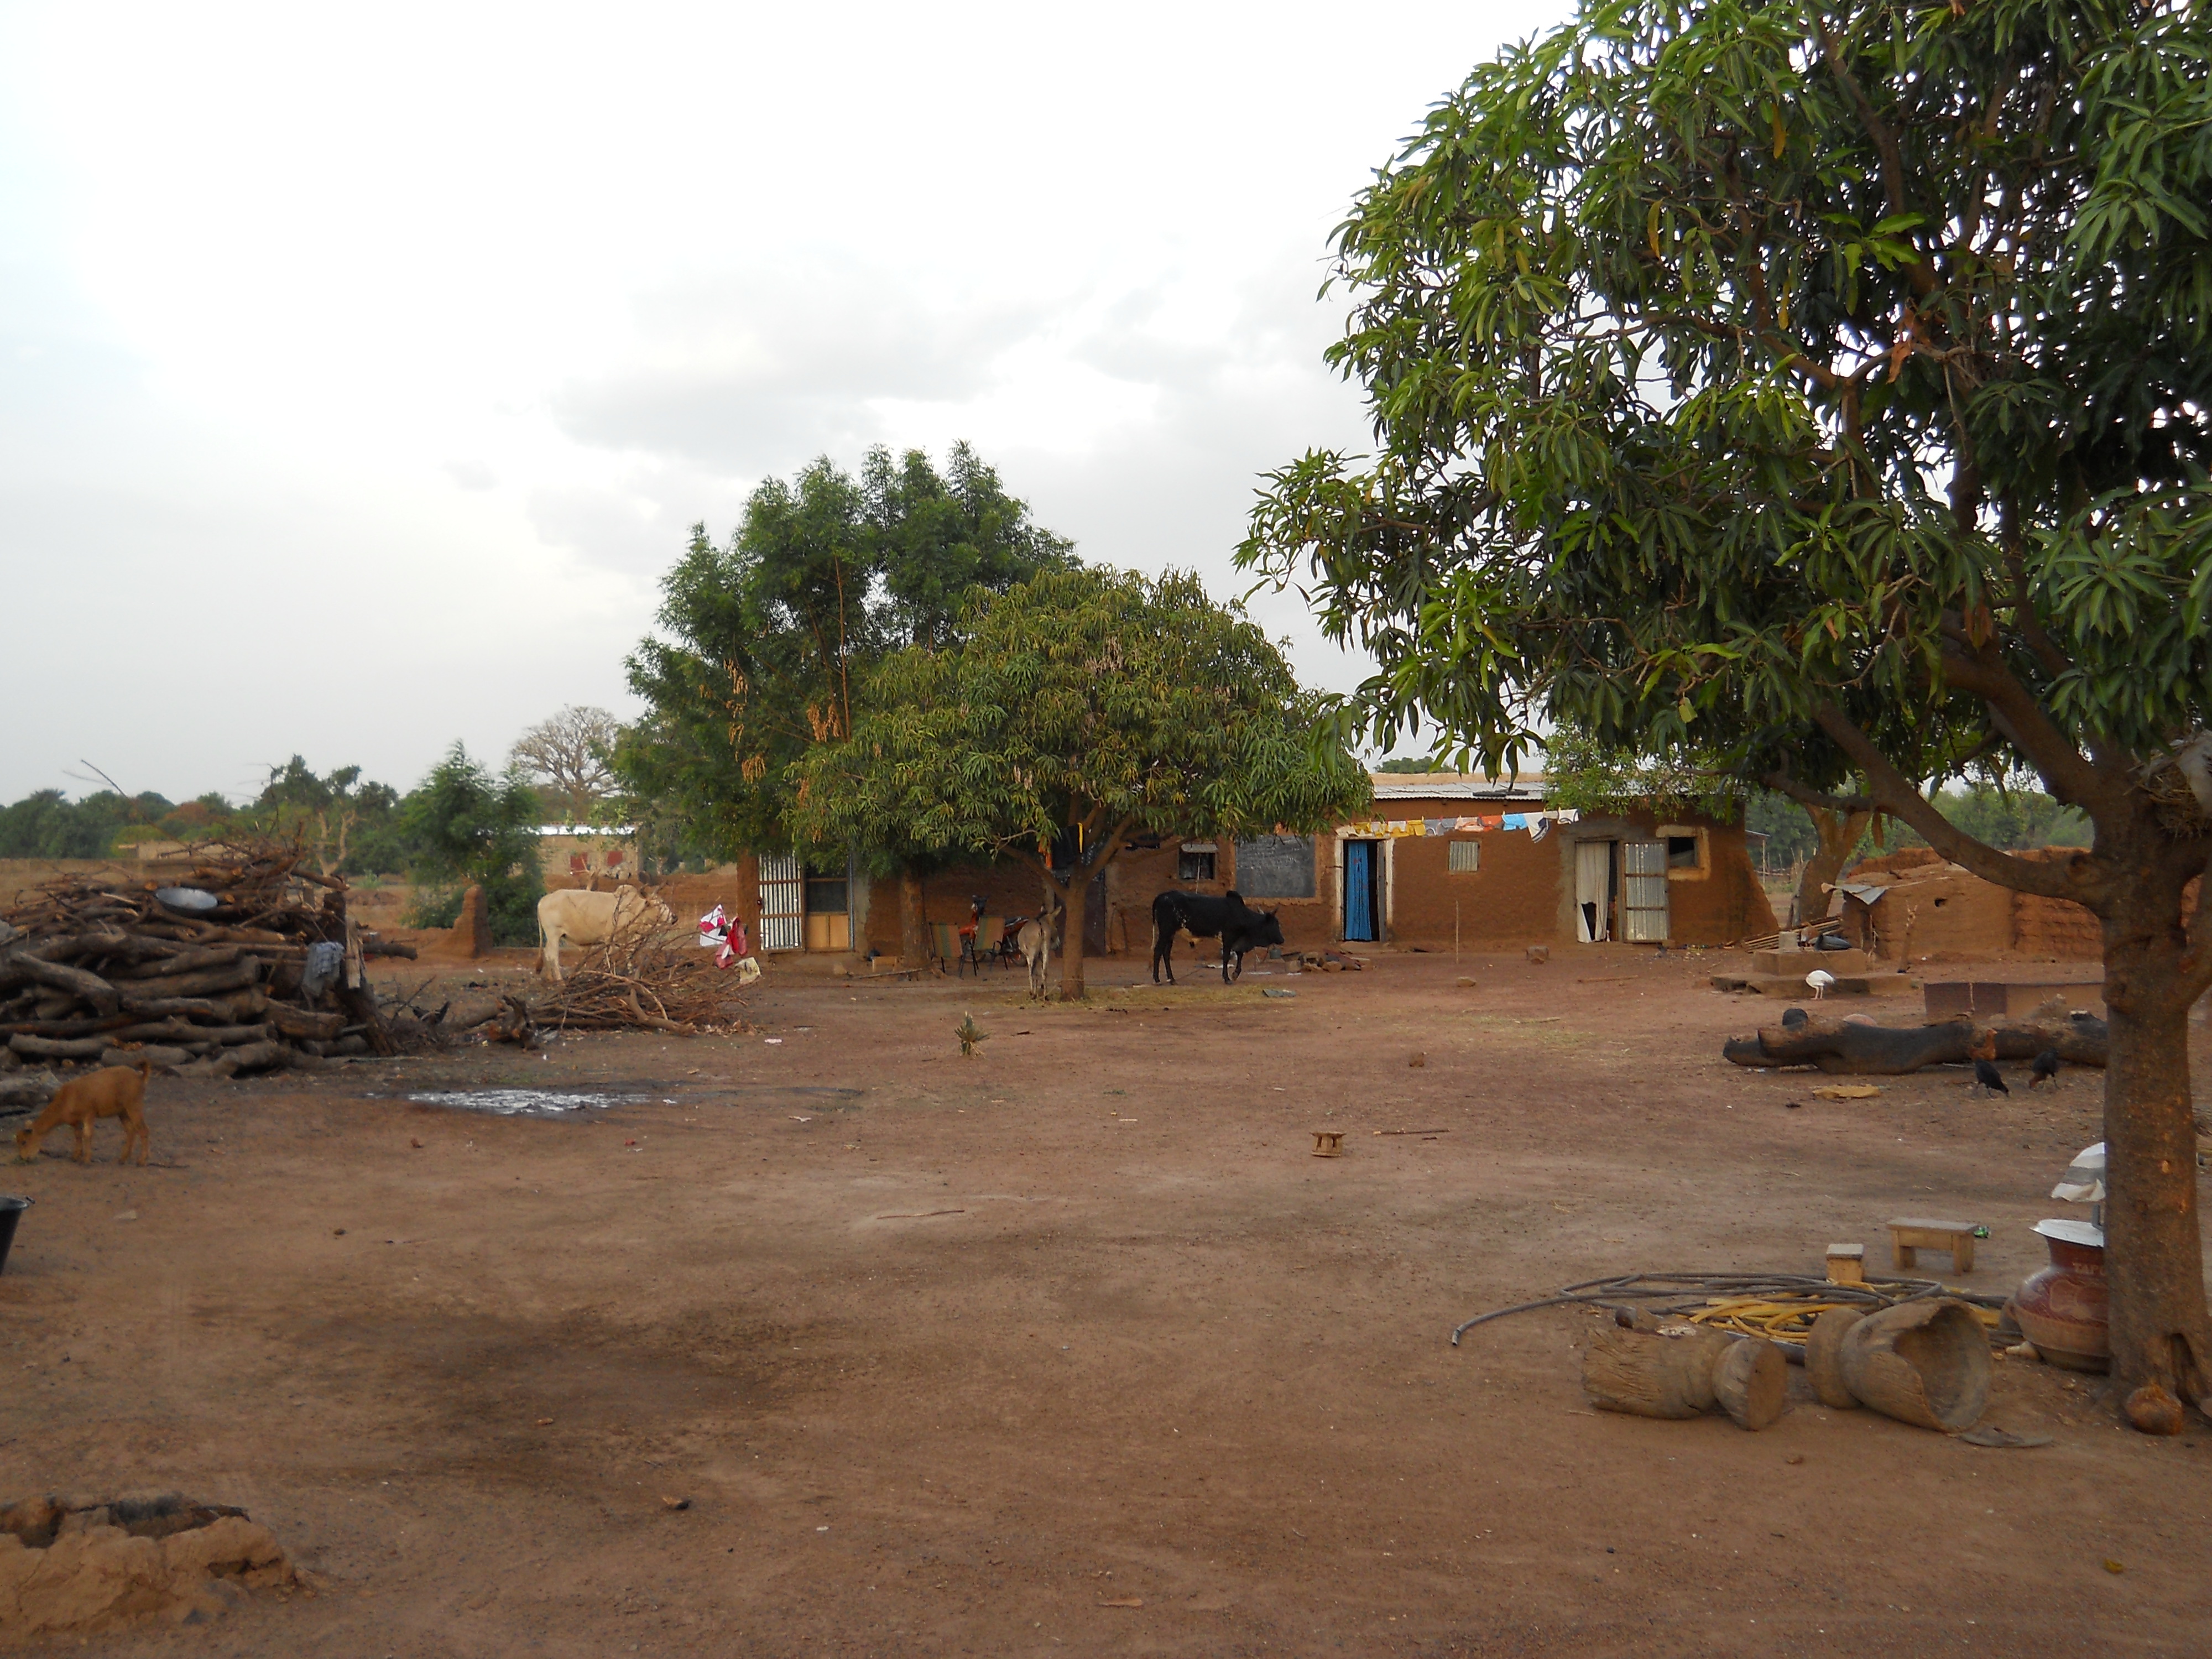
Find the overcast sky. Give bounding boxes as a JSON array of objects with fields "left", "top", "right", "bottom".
[{"left": 0, "top": 1, "right": 1568, "bottom": 805}]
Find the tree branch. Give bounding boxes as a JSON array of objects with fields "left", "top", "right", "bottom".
[
  {"left": 1814, "top": 18, "right": 1939, "bottom": 301},
  {"left": 1810, "top": 702, "right": 2102, "bottom": 906},
  {"left": 1760, "top": 772, "right": 1875, "bottom": 816},
  {"left": 1933, "top": 641, "right": 2114, "bottom": 815},
  {"left": 1011, "top": 844, "right": 1070, "bottom": 899},
  {"left": 2000, "top": 512, "right": 2072, "bottom": 680}
]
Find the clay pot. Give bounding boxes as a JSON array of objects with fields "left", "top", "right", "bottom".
[
  {"left": 1837, "top": 1298, "right": 1990, "bottom": 1432},
  {"left": 2011, "top": 1219, "right": 2110, "bottom": 1374}
]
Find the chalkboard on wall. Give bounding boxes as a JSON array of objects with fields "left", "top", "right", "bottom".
[{"left": 1233, "top": 834, "right": 1316, "bottom": 899}]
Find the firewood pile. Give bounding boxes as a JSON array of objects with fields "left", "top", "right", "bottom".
[
  {"left": 484, "top": 927, "right": 751, "bottom": 1044},
  {"left": 0, "top": 840, "right": 416, "bottom": 1082}
]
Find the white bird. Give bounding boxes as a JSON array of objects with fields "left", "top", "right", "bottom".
[{"left": 1804, "top": 969, "right": 1837, "bottom": 1000}]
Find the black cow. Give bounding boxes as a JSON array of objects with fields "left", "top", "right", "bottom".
[{"left": 1150, "top": 889, "right": 1285, "bottom": 985}]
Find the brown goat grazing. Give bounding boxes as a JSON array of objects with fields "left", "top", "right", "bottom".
[{"left": 14, "top": 1062, "right": 153, "bottom": 1166}]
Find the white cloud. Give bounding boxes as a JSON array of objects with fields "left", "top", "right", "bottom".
[{"left": 0, "top": 0, "right": 1571, "bottom": 801}]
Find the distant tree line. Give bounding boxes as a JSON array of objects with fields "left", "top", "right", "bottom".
[
  {"left": 0, "top": 743, "right": 553, "bottom": 946},
  {"left": 1746, "top": 784, "right": 2091, "bottom": 869}
]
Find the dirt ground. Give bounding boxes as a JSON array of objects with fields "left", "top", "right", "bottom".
[{"left": 4, "top": 947, "right": 2208, "bottom": 1657}]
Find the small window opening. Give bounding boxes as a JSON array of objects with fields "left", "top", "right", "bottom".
[
  {"left": 1447, "top": 839, "right": 1480, "bottom": 873},
  {"left": 1666, "top": 836, "right": 1701, "bottom": 870},
  {"left": 1178, "top": 849, "right": 1216, "bottom": 882}
]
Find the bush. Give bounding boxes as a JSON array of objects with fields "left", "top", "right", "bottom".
[{"left": 396, "top": 744, "right": 544, "bottom": 945}]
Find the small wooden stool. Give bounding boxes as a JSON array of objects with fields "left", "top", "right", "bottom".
[
  {"left": 1886, "top": 1217, "right": 1978, "bottom": 1274},
  {"left": 1824, "top": 1243, "right": 1866, "bottom": 1286},
  {"left": 1311, "top": 1131, "right": 1345, "bottom": 1157}
]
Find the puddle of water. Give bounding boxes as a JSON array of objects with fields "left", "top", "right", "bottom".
[
  {"left": 393, "top": 1083, "right": 864, "bottom": 1119},
  {"left": 404, "top": 1089, "right": 650, "bottom": 1118}
]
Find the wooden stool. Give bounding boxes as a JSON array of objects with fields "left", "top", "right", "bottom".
[
  {"left": 1886, "top": 1217, "right": 1977, "bottom": 1274},
  {"left": 1824, "top": 1243, "right": 1866, "bottom": 1286},
  {"left": 1311, "top": 1131, "right": 1345, "bottom": 1157}
]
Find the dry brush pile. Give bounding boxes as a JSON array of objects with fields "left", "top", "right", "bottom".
[
  {"left": 486, "top": 926, "right": 753, "bottom": 1045},
  {"left": 0, "top": 841, "right": 410, "bottom": 1094}
]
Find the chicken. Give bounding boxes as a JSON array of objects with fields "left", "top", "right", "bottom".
[
  {"left": 1974, "top": 1057, "right": 2010, "bottom": 1095},
  {"left": 1803, "top": 969, "right": 1836, "bottom": 1000},
  {"left": 2029, "top": 1048, "right": 2060, "bottom": 1088}
]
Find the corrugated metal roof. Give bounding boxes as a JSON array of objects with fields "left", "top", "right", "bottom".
[{"left": 1367, "top": 774, "right": 1548, "bottom": 801}]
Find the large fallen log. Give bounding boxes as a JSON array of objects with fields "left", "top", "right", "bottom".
[
  {"left": 112, "top": 959, "right": 264, "bottom": 1001},
  {"left": 264, "top": 1003, "right": 348, "bottom": 1042},
  {"left": 0, "top": 951, "right": 121, "bottom": 1016},
  {"left": 0, "top": 1071, "right": 61, "bottom": 1110},
  {"left": 114, "top": 945, "right": 251, "bottom": 979},
  {"left": 117, "top": 992, "right": 267, "bottom": 1021},
  {"left": 1723, "top": 1013, "right": 2109, "bottom": 1074},
  {"left": 8, "top": 1035, "right": 109, "bottom": 1061}
]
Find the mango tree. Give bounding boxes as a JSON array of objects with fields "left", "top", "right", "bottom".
[
  {"left": 794, "top": 567, "right": 1369, "bottom": 994},
  {"left": 1240, "top": 0, "right": 2212, "bottom": 1418},
  {"left": 619, "top": 445, "right": 1072, "bottom": 963}
]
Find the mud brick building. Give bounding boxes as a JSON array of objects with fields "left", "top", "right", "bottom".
[{"left": 629, "top": 775, "right": 1775, "bottom": 964}]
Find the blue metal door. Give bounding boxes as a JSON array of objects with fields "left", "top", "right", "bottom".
[{"left": 1344, "top": 841, "right": 1376, "bottom": 940}]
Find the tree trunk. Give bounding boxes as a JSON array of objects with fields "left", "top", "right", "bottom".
[
  {"left": 1796, "top": 807, "right": 1870, "bottom": 930},
  {"left": 898, "top": 868, "right": 930, "bottom": 970},
  {"left": 2100, "top": 908, "right": 2212, "bottom": 1416},
  {"left": 1721, "top": 1014, "right": 2107, "bottom": 1073},
  {"left": 1580, "top": 1325, "right": 1730, "bottom": 1418},
  {"left": 1057, "top": 873, "right": 1087, "bottom": 999}
]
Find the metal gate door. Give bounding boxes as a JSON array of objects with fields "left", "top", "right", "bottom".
[
  {"left": 1574, "top": 839, "right": 1613, "bottom": 941},
  {"left": 1620, "top": 840, "right": 1670, "bottom": 942},
  {"left": 1344, "top": 841, "right": 1376, "bottom": 941},
  {"left": 757, "top": 853, "right": 804, "bottom": 952}
]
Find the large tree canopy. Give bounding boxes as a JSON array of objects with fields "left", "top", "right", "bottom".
[
  {"left": 617, "top": 445, "right": 1075, "bottom": 879},
  {"left": 793, "top": 568, "right": 1370, "bottom": 994},
  {"left": 1241, "top": 0, "right": 2212, "bottom": 1416}
]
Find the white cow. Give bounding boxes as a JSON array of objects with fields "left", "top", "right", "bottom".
[{"left": 537, "top": 885, "right": 673, "bottom": 980}]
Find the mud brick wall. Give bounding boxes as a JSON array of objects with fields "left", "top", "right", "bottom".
[
  {"left": 1385, "top": 818, "right": 1560, "bottom": 945},
  {"left": 2012, "top": 892, "right": 2104, "bottom": 958},
  {"left": 1665, "top": 822, "right": 1780, "bottom": 945},
  {"left": 1856, "top": 848, "right": 2111, "bottom": 961}
]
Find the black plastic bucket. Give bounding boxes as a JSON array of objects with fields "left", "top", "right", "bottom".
[{"left": 0, "top": 1196, "right": 28, "bottom": 1276}]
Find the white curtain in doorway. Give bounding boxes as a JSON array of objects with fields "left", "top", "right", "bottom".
[{"left": 1574, "top": 841, "right": 1610, "bottom": 942}]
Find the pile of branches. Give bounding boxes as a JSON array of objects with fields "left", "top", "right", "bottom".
[
  {"left": 485, "top": 926, "right": 751, "bottom": 1044},
  {"left": 0, "top": 839, "right": 415, "bottom": 1088}
]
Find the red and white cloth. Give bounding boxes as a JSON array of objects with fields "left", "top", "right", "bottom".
[{"left": 697, "top": 905, "right": 750, "bottom": 969}]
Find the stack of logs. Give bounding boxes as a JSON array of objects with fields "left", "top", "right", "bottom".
[{"left": 0, "top": 842, "right": 408, "bottom": 1080}]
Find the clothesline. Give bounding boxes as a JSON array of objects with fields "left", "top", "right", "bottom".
[{"left": 1337, "top": 809, "right": 1580, "bottom": 841}]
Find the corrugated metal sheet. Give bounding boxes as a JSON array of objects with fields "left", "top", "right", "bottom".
[
  {"left": 1621, "top": 840, "right": 1670, "bottom": 942},
  {"left": 1369, "top": 776, "right": 1548, "bottom": 801},
  {"left": 757, "top": 853, "right": 804, "bottom": 953}
]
